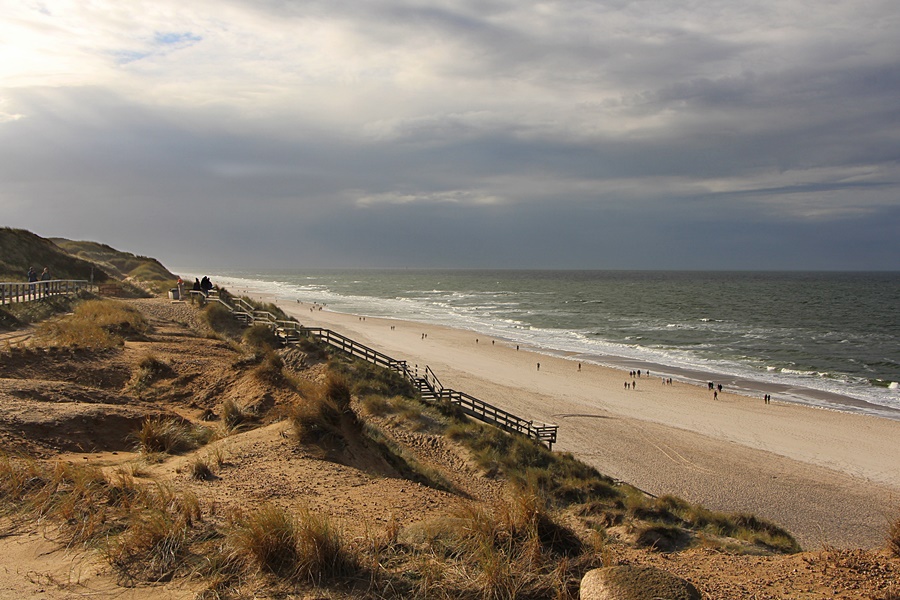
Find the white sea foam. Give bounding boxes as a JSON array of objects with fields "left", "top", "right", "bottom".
[{"left": 197, "top": 270, "right": 900, "bottom": 419}]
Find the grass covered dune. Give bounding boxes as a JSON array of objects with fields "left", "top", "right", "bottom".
[
  {"left": 268, "top": 295, "right": 900, "bottom": 550},
  {"left": 1, "top": 290, "right": 898, "bottom": 599}
]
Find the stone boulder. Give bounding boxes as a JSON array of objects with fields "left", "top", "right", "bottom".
[{"left": 580, "top": 565, "right": 701, "bottom": 600}]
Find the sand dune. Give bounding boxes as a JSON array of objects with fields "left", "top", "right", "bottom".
[{"left": 276, "top": 299, "right": 900, "bottom": 549}]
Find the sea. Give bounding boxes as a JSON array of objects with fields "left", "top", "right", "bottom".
[{"left": 191, "top": 269, "right": 900, "bottom": 420}]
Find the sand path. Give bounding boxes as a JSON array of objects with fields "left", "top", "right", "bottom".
[{"left": 272, "top": 300, "right": 900, "bottom": 550}]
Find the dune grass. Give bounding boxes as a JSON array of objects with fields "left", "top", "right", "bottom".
[
  {"left": 889, "top": 514, "right": 900, "bottom": 558},
  {"left": 135, "top": 417, "right": 214, "bottom": 455},
  {"left": 130, "top": 352, "right": 175, "bottom": 395},
  {"left": 227, "top": 503, "right": 358, "bottom": 583},
  {"left": 243, "top": 323, "right": 280, "bottom": 351},
  {"left": 33, "top": 298, "right": 148, "bottom": 348}
]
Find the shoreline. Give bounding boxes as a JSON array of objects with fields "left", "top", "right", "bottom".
[
  {"left": 202, "top": 273, "right": 900, "bottom": 422},
  {"left": 260, "top": 296, "right": 900, "bottom": 550}
]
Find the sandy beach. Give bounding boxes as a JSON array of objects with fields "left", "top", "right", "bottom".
[{"left": 268, "top": 298, "right": 900, "bottom": 550}]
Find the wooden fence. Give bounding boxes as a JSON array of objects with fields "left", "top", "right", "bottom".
[
  {"left": 0, "top": 280, "right": 92, "bottom": 306},
  {"left": 209, "top": 293, "right": 558, "bottom": 447}
]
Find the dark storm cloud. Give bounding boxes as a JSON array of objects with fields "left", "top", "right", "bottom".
[{"left": 1, "top": 0, "right": 899, "bottom": 269}]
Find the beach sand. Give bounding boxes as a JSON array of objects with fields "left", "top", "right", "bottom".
[{"left": 271, "top": 298, "right": 900, "bottom": 550}]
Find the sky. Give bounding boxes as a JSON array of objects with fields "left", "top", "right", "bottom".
[{"left": 1, "top": 0, "right": 899, "bottom": 271}]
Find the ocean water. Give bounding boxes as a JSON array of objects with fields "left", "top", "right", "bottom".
[{"left": 197, "top": 269, "right": 900, "bottom": 419}]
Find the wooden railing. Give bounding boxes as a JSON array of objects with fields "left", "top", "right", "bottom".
[
  {"left": 0, "top": 280, "right": 91, "bottom": 306},
  {"left": 209, "top": 294, "right": 559, "bottom": 447},
  {"left": 419, "top": 367, "right": 558, "bottom": 445}
]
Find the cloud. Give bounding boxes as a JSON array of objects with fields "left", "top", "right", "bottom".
[{"left": 0, "top": 0, "right": 898, "bottom": 270}]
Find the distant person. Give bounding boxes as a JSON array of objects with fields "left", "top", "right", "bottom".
[
  {"left": 27, "top": 266, "right": 37, "bottom": 293},
  {"left": 537, "top": 362, "right": 540, "bottom": 371},
  {"left": 200, "top": 276, "right": 213, "bottom": 296},
  {"left": 176, "top": 276, "right": 185, "bottom": 300},
  {"left": 40, "top": 267, "right": 51, "bottom": 294}
]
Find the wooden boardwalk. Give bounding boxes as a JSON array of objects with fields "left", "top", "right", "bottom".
[
  {"left": 0, "top": 280, "right": 92, "bottom": 306},
  {"left": 203, "top": 292, "right": 558, "bottom": 447}
]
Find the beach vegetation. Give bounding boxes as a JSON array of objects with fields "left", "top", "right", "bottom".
[
  {"left": 187, "top": 456, "right": 216, "bottom": 481},
  {"left": 130, "top": 352, "right": 175, "bottom": 395},
  {"left": 0, "top": 227, "right": 112, "bottom": 282},
  {"left": 446, "top": 420, "right": 621, "bottom": 505},
  {"left": 327, "top": 353, "right": 417, "bottom": 398},
  {"left": 33, "top": 298, "right": 148, "bottom": 348},
  {"left": 242, "top": 322, "right": 280, "bottom": 351},
  {"left": 2, "top": 289, "right": 93, "bottom": 328},
  {"left": 221, "top": 398, "right": 256, "bottom": 432},
  {"left": 135, "top": 417, "right": 214, "bottom": 455},
  {"left": 253, "top": 349, "right": 286, "bottom": 383},
  {"left": 203, "top": 302, "right": 244, "bottom": 339},
  {"left": 888, "top": 514, "right": 900, "bottom": 557},
  {"left": 289, "top": 387, "right": 345, "bottom": 447},
  {"left": 226, "top": 503, "right": 358, "bottom": 583},
  {"left": 399, "top": 490, "right": 591, "bottom": 599},
  {"left": 361, "top": 421, "right": 456, "bottom": 492}
]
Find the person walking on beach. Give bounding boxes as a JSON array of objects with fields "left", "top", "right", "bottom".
[{"left": 537, "top": 362, "right": 540, "bottom": 371}]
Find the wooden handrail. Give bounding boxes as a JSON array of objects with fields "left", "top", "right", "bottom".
[
  {"left": 0, "top": 279, "right": 91, "bottom": 306},
  {"left": 211, "top": 293, "right": 558, "bottom": 447}
]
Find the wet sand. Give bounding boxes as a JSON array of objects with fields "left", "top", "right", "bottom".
[{"left": 275, "top": 299, "right": 900, "bottom": 550}]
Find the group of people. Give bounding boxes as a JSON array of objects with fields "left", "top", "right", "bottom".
[
  {"left": 26, "top": 266, "right": 52, "bottom": 294},
  {"left": 191, "top": 276, "right": 215, "bottom": 296}
]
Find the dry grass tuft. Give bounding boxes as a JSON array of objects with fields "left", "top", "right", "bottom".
[
  {"left": 135, "top": 417, "right": 213, "bottom": 455},
  {"left": 289, "top": 389, "right": 345, "bottom": 447},
  {"left": 242, "top": 323, "right": 280, "bottom": 351},
  {"left": 106, "top": 508, "right": 191, "bottom": 582},
  {"left": 130, "top": 352, "right": 175, "bottom": 394},
  {"left": 221, "top": 399, "right": 256, "bottom": 431},
  {"left": 34, "top": 299, "right": 148, "bottom": 348},
  {"left": 325, "top": 372, "right": 352, "bottom": 411},
  {"left": 253, "top": 350, "right": 285, "bottom": 383},
  {"left": 188, "top": 457, "right": 215, "bottom": 481},
  {"left": 438, "top": 491, "right": 587, "bottom": 599},
  {"left": 889, "top": 514, "right": 900, "bottom": 558},
  {"left": 227, "top": 504, "right": 357, "bottom": 583}
]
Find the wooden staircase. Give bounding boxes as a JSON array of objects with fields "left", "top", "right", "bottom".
[{"left": 203, "top": 293, "right": 559, "bottom": 448}]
